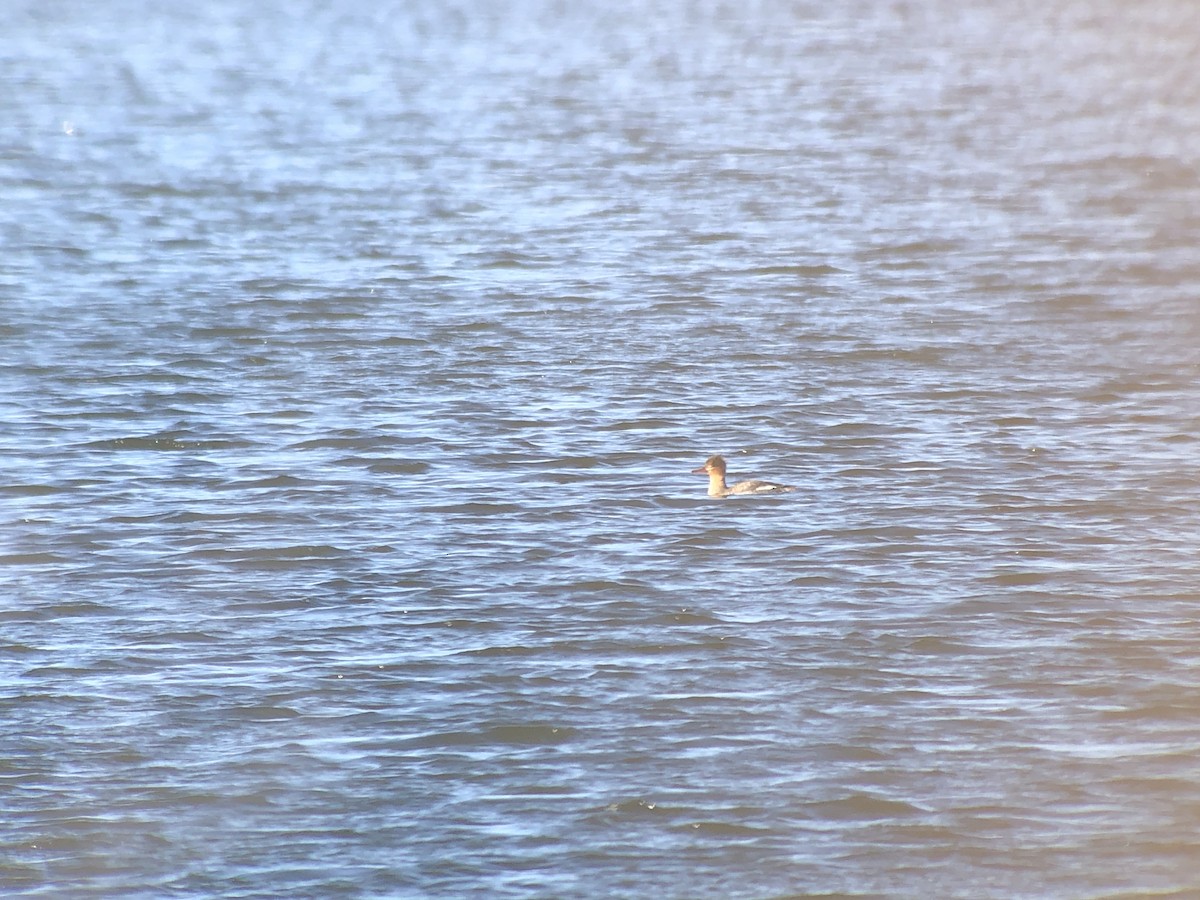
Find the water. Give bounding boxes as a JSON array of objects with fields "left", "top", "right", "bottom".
[{"left": 4, "top": 1, "right": 1200, "bottom": 897}]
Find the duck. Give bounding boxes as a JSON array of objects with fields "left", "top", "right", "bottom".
[{"left": 691, "top": 455, "right": 795, "bottom": 498}]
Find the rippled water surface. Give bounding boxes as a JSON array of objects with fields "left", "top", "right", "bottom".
[{"left": 5, "top": 1, "right": 1200, "bottom": 897}]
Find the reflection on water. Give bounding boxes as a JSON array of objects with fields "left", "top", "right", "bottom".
[{"left": 3, "top": 0, "right": 1200, "bottom": 896}]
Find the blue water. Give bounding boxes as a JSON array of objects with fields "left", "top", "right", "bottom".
[{"left": 5, "top": 1, "right": 1200, "bottom": 897}]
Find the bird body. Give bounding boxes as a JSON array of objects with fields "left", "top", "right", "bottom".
[{"left": 691, "top": 455, "right": 794, "bottom": 498}]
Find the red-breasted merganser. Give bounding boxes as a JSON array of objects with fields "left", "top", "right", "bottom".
[{"left": 692, "top": 455, "right": 795, "bottom": 498}]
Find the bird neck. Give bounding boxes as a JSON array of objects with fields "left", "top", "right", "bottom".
[{"left": 708, "top": 472, "right": 730, "bottom": 497}]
